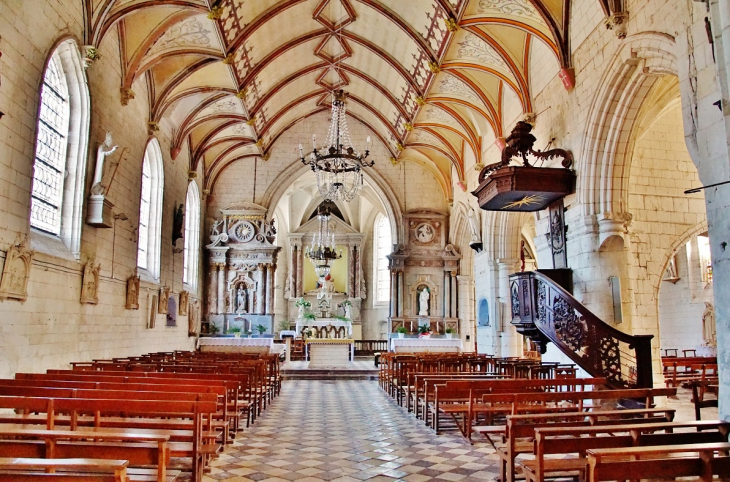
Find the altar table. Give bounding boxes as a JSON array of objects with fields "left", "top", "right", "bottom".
[
  {"left": 389, "top": 338, "right": 463, "bottom": 353},
  {"left": 305, "top": 339, "right": 355, "bottom": 367},
  {"left": 198, "top": 337, "right": 279, "bottom": 354}
]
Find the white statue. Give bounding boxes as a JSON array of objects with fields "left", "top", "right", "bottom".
[
  {"left": 344, "top": 303, "right": 352, "bottom": 319},
  {"left": 236, "top": 287, "right": 246, "bottom": 313},
  {"left": 297, "top": 305, "right": 305, "bottom": 319},
  {"left": 467, "top": 207, "right": 481, "bottom": 244},
  {"left": 91, "top": 132, "right": 118, "bottom": 195},
  {"left": 702, "top": 301, "right": 716, "bottom": 346},
  {"left": 211, "top": 219, "right": 223, "bottom": 237},
  {"left": 418, "top": 287, "right": 430, "bottom": 316}
]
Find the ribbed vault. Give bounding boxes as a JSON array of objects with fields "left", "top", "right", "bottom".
[{"left": 83, "top": 0, "right": 581, "bottom": 195}]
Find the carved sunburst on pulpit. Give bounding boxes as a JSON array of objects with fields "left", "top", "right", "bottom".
[{"left": 503, "top": 194, "right": 544, "bottom": 210}]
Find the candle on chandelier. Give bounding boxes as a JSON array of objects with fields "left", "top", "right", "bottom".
[{"left": 366, "top": 136, "right": 371, "bottom": 150}]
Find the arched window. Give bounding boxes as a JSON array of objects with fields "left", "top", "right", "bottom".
[
  {"left": 183, "top": 182, "right": 201, "bottom": 289},
  {"left": 30, "top": 39, "right": 90, "bottom": 256},
  {"left": 137, "top": 139, "right": 164, "bottom": 278},
  {"left": 374, "top": 213, "right": 392, "bottom": 303}
]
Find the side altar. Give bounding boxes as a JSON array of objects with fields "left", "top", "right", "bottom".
[{"left": 206, "top": 202, "right": 281, "bottom": 334}]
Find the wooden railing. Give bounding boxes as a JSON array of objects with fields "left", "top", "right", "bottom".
[
  {"left": 354, "top": 340, "right": 389, "bottom": 356},
  {"left": 510, "top": 271, "right": 654, "bottom": 388}
]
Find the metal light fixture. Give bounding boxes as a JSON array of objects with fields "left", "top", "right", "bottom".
[
  {"left": 299, "top": 90, "right": 374, "bottom": 202},
  {"left": 305, "top": 205, "right": 342, "bottom": 279}
]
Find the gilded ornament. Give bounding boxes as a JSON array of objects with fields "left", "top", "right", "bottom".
[
  {"left": 428, "top": 61, "right": 440, "bottom": 73},
  {"left": 444, "top": 17, "right": 459, "bottom": 32},
  {"left": 120, "top": 88, "right": 135, "bottom": 106},
  {"left": 222, "top": 53, "right": 234, "bottom": 64},
  {"left": 207, "top": 6, "right": 223, "bottom": 19}
]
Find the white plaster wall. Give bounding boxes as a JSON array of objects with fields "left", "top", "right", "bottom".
[{"left": 0, "top": 0, "right": 202, "bottom": 378}]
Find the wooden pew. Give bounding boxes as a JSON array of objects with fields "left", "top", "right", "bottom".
[
  {"left": 429, "top": 377, "right": 607, "bottom": 434},
  {"left": 0, "top": 397, "right": 216, "bottom": 482},
  {"left": 489, "top": 408, "right": 676, "bottom": 482},
  {"left": 0, "top": 428, "right": 176, "bottom": 482},
  {"left": 0, "top": 457, "right": 129, "bottom": 482},
  {"left": 587, "top": 442, "right": 730, "bottom": 482},
  {"left": 519, "top": 420, "right": 730, "bottom": 482}
]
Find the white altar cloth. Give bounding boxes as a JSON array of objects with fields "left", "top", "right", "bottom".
[
  {"left": 198, "top": 337, "right": 275, "bottom": 354},
  {"left": 305, "top": 339, "right": 355, "bottom": 367},
  {"left": 295, "top": 318, "right": 352, "bottom": 337},
  {"left": 390, "top": 338, "right": 463, "bottom": 353}
]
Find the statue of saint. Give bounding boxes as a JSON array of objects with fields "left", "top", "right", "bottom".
[
  {"left": 211, "top": 219, "right": 223, "bottom": 237},
  {"left": 702, "top": 301, "right": 716, "bottom": 346},
  {"left": 418, "top": 287, "right": 430, "bottom": 316},
  {"left": 467, "top": 207, "right": 481, "bottom": 244},
  {"left": 236, "top": 287, "right": 246, "bottom": 313},
  {"left": 344, "top": 303, "right": 352, "bottom": 319},
  {"left": 91, "top": 132, "right": 118, "bottom": 195}
]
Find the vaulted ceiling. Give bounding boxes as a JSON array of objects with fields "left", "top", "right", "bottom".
[{"left": 81, "top": 0, "right": 616, "bottom": 193}]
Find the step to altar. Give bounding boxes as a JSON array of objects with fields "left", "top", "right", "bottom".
[{"left": 281, "top": 358, "right": 379, "bottom": 380}]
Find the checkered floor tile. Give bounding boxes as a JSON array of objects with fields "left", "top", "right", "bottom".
[{"left": 204, "top": 380, "right": 501, "bottom": 481}]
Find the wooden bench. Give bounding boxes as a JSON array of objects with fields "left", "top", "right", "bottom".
[
  {"left": 0, "top": 428, "right": 177, "bottom": 482},
  {"left": 485, "top": 408, "right": 676, "bottom": 482},
  {"left": 0, "top": 396, "right": 216, "bottom": 482},
  {"left": 587, "top": 442, "right": 730, "bottom": 482},
  {"left": 0, "top": 457, "right": 130, "bottom": 481},
  {"left": 518, "top": 420, "right": 730, "bottom": 482},
  {"left": 429, "top": 378, "right": 608, "bottom": 434}
]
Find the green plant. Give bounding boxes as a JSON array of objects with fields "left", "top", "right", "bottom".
[
  {"left": 334, "top": 314, "right": 349, "bottom": 322},
  {"left": 228, "top": 326, "right": 241, "bottom": 334},
  {"left": 445, "top": 327, "right": 456, "bottom": 334},
  {"left": 304, "top": 313, "right": 316, "bottom": 321},
  {"left": 396, "top": 326, "right": 407, "bottom": 334},
  {"left": 207, "top": 323, "right": 219, "bottom": 335},
  {"left": 418, "top": 325, "right": 431, "bottom": 334},
  {"left": 256, "top": 324, "right": 267, "bottom": 335},
  {"left": 278, "top": 319, "right": 291, "bottom": 331},
  {"left": 295, "top": 297, "right": 311, "bottom": 308}
]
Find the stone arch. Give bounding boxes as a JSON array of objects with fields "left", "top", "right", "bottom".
[
  {"left": 259, "top": 161, "right": 404, "bottom": 245},
  {"left": 579, "top": 33, "right": 678, "bottom": 222},
  {"left": 450, "top": 202, "right": 474, "bottom": 277},
  {"left": 653, "top": 220, "right": 709, "bottom": 307}
]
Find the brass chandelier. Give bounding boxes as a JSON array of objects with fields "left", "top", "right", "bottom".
[{"left": 299, "top": 90, "right": 374, "bottom": 202}]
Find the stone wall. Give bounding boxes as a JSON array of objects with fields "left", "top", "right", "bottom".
[{"left": 0, "top": 0, "right": 201, "bottom": 378}]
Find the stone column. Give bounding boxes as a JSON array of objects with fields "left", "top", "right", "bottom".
[
  {"left": 265, "top": 264, "right": 274, "bottom": 314},
  {"left": 443, "top": 271, "right": 451, "bottom": 318},
  {"left": 451, "top": 272, "right": 458, "bottom": 319},
  {"left": 396, "top": 269, "right": 405, "bottom": 316},
  {"left": 355, "top": 244, "right": 362, "bottom": 299},
  {"left": 290, "top": 245, "right": 297, "bottom": 299},
  {"left": 497, "top": 258, "right": 521, "bottom": 357},
  {"left": 348, "top": 244, "right": 356, "bottom": 297},
  {"left": 390, "top": 269, "right": 397, "bottom": 318},
  {"left": 256, "top": 265, "right": 265, "bottom": 314},
  {"left": 217, "top": 264, "right": 226, "bottom": 315},
  {"left": 209, "top": 264, "right": 218, "bottom": 315},
  {"left": 296, "top": 245, "right": 304, "bottom": 297}
]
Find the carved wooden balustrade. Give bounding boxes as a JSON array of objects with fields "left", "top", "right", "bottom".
[{"left": 510, "top": 271, "right": 654, "bottom": 388}]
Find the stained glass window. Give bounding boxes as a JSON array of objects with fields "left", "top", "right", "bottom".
[
  {"left": 31, "top": 55, "right": 70, "bottom": 235},
  {"left": 374, "top": 213, "right": 391, "bottom": 303},
  {"left": 183, "top": 182, "right": 200, "bottom": 288}
]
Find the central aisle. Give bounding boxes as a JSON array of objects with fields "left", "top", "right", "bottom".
[{"left": 206, "top": 380, "right": 499, "bottom": 481}]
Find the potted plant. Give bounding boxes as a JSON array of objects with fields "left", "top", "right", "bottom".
[
  {"left": 445, "top": 327, "right": 456, "bottom": 339},
  {"left": 228, "top": 326, "right": 242, "bottom": 338},
  {"left": 207, "top": 323, "right": 220, "bottom": 336},
  {"left": 396, "top": 326, "right": 407, "bottom": 339},
  {"left": 256, "top": 324, "right": 267, "bottom": 336},
  {"left": 418, "top": 324, "right": 431, "bottom": 338},
  {"left": 304, "top": 312, "right": 316, "bottom": 322}
]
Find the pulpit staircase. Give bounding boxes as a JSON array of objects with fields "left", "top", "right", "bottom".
[{"left": 510, "top": 270, "right": 654, "bottom": 388}]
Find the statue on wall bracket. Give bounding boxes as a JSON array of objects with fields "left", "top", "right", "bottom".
[
  {"left": 125, "top": 270, "right": 140, "bottom": 310},
  {"left": 158, "top": 284, "right": 170, "bottom": 314},
  {"left": 80, "top": 256, "right": 101, "bottom": 304},
  {"left": 179, "top": 290, "right": 189, "bottom": 316},
  {"left": 0, "top": 238, "right": 33, "bottom": 302}
]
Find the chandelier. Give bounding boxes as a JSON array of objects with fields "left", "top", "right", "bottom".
[
  {"left": 299, "top": 90, "right": 374, "bottom": 202},
  {"left": 305, "top": 205, "right": 342, "bottom": 279}
]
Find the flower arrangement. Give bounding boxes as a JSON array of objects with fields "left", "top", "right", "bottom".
[
  {"left": 418, "top": 325, "right": 432, "bottom": 337},
  {"left": 295, "top": 298, "right": 311, "bottom": 308},
  {"left": 256, "top": 324, "right": 267, "bottom": 335}
]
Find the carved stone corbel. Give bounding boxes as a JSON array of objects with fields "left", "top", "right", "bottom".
[
  {"left": 0, "top": 239, "right": 33, "bottom": 302},
  {"left": 604, "top": 11, "right": 628, "bottom": 39}
]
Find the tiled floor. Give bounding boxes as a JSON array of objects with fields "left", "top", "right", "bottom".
[
  {"left": 281, "top": 360, "right": 378, "bottom": 371},
  {"left": 205, "top": 380, "right": 500, "bottom": 482}
]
